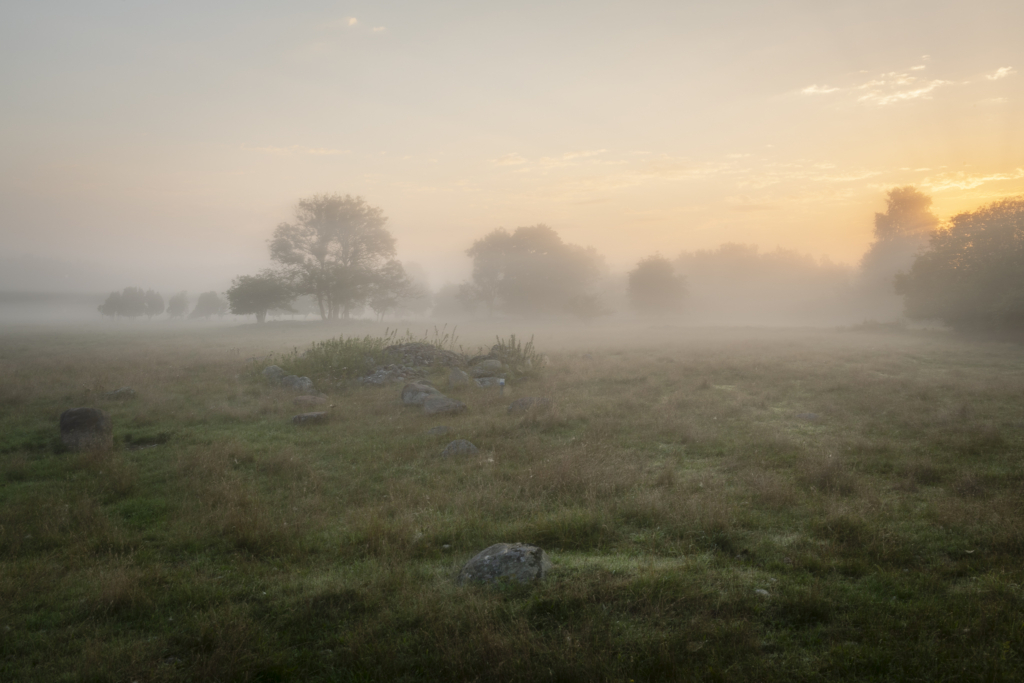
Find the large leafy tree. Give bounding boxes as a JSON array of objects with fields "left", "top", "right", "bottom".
[
  {"left": 189, "top": 291, "right": 228, "bottom": 319},
  {"left": 167, "top": 291, "right": 188, "bottom": 319},
  {"left": 144, "top": 290, "right": 165, "bottom": 319},
  {"left": 627, "top": 255, "right": 686, "bottom": 314},
  {"left": 461, "top": 225, "right": 604, "bottom": 316},
  {"left": 859, "top": 187, "right": 937, "bottom": 294},
  {"left": 897, "top": 196, "right": 1024, "bottom": 332},
  {"left": 269, "top": 194, "right": 396, "bottom": 320},
  {"left": 226, "top": 270, "right": 295, "bottom": 323},
  {"left": 366, "top": 260, "right": 415, "bottom": 321}
]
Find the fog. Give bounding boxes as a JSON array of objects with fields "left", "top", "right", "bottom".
[{"left": 1, "top": 2, "right": 1022, "bottom": 329}]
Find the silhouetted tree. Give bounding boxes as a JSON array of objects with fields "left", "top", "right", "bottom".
[
  {"left": 269, "top": 194, "right": 397, "bottom": 320},
  {"left": 897, "top": 196, "right": 1024, "bottom": 332},
  {"left": 627, "top": 255, "right": 686, "bottom": 314},
  {"left": 189, "top": 291, "right": 228, "bottom": 319},
  {"left": 859, "top": 187, "right": 937, "bottom": 318},
  {"left": 98, "top": 291, "right": 121, "bottom": 318},
  {"left": 226, "top": 271, "right": 295, "bottom": 323},
  {"left": 366, "top": 260, "right": 415, "bottom": 321},
  {"left": 461, "top": 225, "right": 604, "bottom": 316},
  {"left": 144, "top": 290, "right": 164, "bottom": 319},
  {"left": 116, "top": 287, "right": 146, "bottom": 320},
  {"left": 167, "top": 291, "right": 188, "bottom": 319}
]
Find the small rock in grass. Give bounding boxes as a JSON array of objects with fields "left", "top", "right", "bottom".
[
  {"left": 423, "top": 396, "right": 467, "bottom": 416},
  {"left": 754, "top": 588, "right": 770, "bottom": 598},
  {"left": 102, "top": 387, "right": 136, "bottom": 400},
  {"left": 507, "top": 396, "right": 552, "bottom": 415},
  {"left": 441, "top": 439, "right": 478, "bottom": 457},
  {"left": 280, "top": 375, "right": 315, "bottom": 393},
  {"left": 474, "top": 377, "right": 503, "bottom": 389},
  {"left": 402, "top": 382, "right": 444, "bottom": 406},
  {"left": 457, "top": 543, "right": 551, "bottom": 585},
  {"left": 292, "top": 412, "right": 328, "bottom": 425},
  {"left": 59, "top": 408, "right": 113, "bottom": 451}
]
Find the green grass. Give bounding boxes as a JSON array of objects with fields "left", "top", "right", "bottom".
[{"left": 1, "top": 321, "right": 1023, "bottom": 681}]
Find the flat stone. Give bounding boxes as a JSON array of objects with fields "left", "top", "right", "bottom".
[
  {"left": 59, "top": 408, "right": 113, "bottom": 452},
  {"left": 457, "top": 543, "right": 551, "bottom": 585},
  {"left": 474, "top": 377, "right": 502, "bottom": 389},
  {"left": 441, "top": 439, "right": 479, "bottom": 457},
  {"left": 423, "top": 396, "right": 467, "bottom": 416}
]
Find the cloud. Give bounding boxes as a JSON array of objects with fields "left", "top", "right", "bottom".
[
  {"left": 800, "top": 67, "right": 951, "bottom": 106},
  {"left": 372, "top": 26, "right": 386, "bottom": 32},
  {"left": 347, "top": 17, "right": 358, "bottom": 26},
  {"left": 920, "top": 168, "right": 1024, "bottom": 192},
  {"left": 986, "top": 66, "right": 1015, "bottom": 80},
  {"left": 801, "top": 85, "right": 840, "bottom": 95},
  {"left": 492, "top": 153, "right": 527, "bottom": 166}
]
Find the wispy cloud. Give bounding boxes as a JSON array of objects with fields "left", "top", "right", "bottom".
[
  {"left": 492, "top": 153, "right": 527, "bottom": 166},
  {"left": 801, "top": 84, "right": 840, "bottom": 95},
  {"left": 346, "top": 17, "right": 358, "bottom": 27},
  {"left": 986, "top": 66, "right": 1015, "bottom": 80},
  {"left": 920, "top": 168, "right": 1024, "bottom": 192},
  {"left": 800, "top": 66, "right": 950, "bottom": 106}
]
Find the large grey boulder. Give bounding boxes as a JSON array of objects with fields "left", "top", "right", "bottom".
[
  {"left": 402, "top": 382, "right": 444, "bottom": 406},
  {"left": 262, "top": 365, "right": 288, "bottom": 382},
  {"left": 507, "top": 396, "right": 552, "bottom": 414},
  {"left": 441, "top": 439, "right": 479, "bottom": 457},
  {"left": 448, "top": 367, "right": 470, "bottom": 387},
  {"left": 457, "top": 543, "right": 551, "bottom": 585},
  {"left": 469, "top": 359, "right": 503, "bottom": 378},
  {"left": 59, "top": 408, "right": 113, "bottom": 452},
  {"left": 423, "top": 396, "right": 467, "bottom": 416}
]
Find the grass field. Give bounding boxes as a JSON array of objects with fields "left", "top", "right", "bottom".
[{"left": 1, "top": 320, "right": 1023, "bottom": 682}]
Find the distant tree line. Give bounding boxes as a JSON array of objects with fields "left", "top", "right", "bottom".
[{"left": 98, "top": 288, "right": 228, "bottom": 320}]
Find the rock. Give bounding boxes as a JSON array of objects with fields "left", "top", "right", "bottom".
[
  {"left": 292, "top": 412, "right": 328, "bottom": 425},
  {"left": 360, "top": 364, "right": 424, "bottom": 386},
  {"left": 427, "top": 425, "right": 451, "bottom": 436},
  {"left": 402, "top": 382, "right": 444, "bottom": 406},
  {"left": 102, "top": 387, "right": 136, "bottom": 400},
  {"left": 262, "top": 365, "right": 288, "bottom": 382},
  {"left": 59, "top": 408, "right": 113, "bottom": 451},
  {"left": 423, "top": 396, "right": 467, "bottom": 416},
  {"left": 280, "top": 375, "right": 315, "bottom": 393},
  {"left": 294, "top": 395, "right": 329, "bottom": 408},
  {"left": 754, "top": 588, "right": 770, "bottom": 598},
  {"left": 457, "top": 543, "right": 551, "bottom": 585},
  {"left": 507, "top": 396, "right": 552, "bottom": 414},
  {"left": 448, "top": 367, "right": 470, "bottom": 387},
  {"left": 469, "top": 359, "right": 503, "bottom": 378},
  {"left": 441, "top": 439, "right": 479, "bottom": 457},
  {"left": 474, "top": 377, "right": 502, "bottom": 389}
]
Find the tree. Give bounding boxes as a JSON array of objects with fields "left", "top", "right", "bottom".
[
  {"left": 144, "top": 290, "right": 164, "bottom": 319},
  {"left": 564, "top": 293, "right": 613, "bottom": 322},
  {"left": 226, "top": 271, "right": 295, "bottom": 323},
  {"left": 366, "top": 260, "right": 415, "bottom": 321},
  {"left": 98, "top": 291, "right": 121, "bottom": 318},
  {"left": 627, "top": 255, "right": 686, "bottom": 314},
  {"left": 461, "top": 225, "right": 604, "bottom": 316},
  {"left": 189, "top": 291, "right": 228, "bottom": 319},
  {"left": 860, "top": 187, "right": 937, "bottom": 294},
  {"left": 897, "top": 196, "right": 1024, "bottom": 332},
  {"left": 269, "top": 194, "right": 397, "bottom": 320},
  {"left": 167, "top": 291, "right": 188, "bottom": 319}
]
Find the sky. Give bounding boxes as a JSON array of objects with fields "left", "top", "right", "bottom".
[{"left": 1, "top": 0, "right": 1022, "bottom": 292}]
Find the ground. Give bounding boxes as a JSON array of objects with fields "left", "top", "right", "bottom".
[{"left": 1, "top": 320, "right": 1022, "bottom": 682}]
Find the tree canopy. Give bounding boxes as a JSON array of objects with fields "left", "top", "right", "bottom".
[
  {"left": 189, "top": 291, "right": 228, "bottom": 319},
  {"left": 627, "top": 255, "right": 686, "bottom": 314},
  {"left": 97, "top": 287, "right": 148, "bottom": 320},
  {"left": 167, "top": 292, "right": 188, "bottom": 319},
  {"left": 897, "top": 196, "right": 1024, "bottom": 332},
  {"left": 460, "top": 225, "right": 604, "bottom": 316},
  {"left": 269, "top": 194, "right": 396, "bottom": 320},
  {"left": 226, "top": 271, "right": 295, "bottom": 323}
]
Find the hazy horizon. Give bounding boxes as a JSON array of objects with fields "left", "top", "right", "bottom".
[{"left": 2, "top": 1, "right": 1022, "bottom": 297}]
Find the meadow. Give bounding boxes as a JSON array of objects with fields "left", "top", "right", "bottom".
[{"left": 1, "top": 320, "right": 1023, "bottom": 682}]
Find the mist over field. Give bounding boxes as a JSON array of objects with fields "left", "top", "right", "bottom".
[{"left": 3, "top": 2, "right": 1024, "bottom": 681}]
